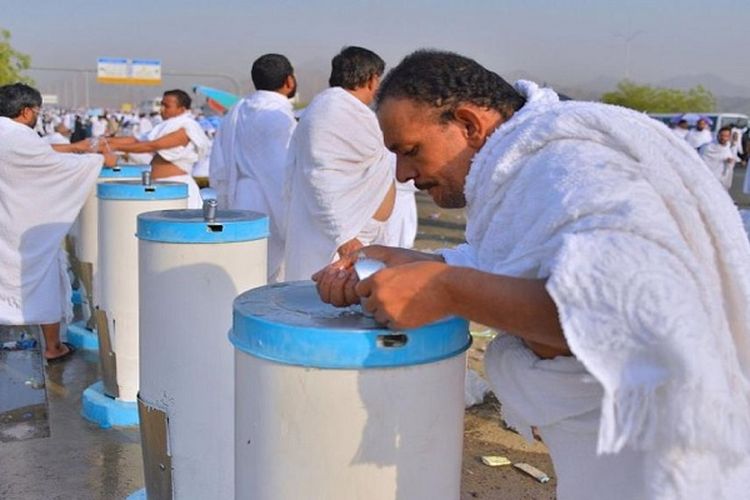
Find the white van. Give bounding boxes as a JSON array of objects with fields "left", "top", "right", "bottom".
[{"left": 649, "top": 112, "right": 749, "bottom": 135}]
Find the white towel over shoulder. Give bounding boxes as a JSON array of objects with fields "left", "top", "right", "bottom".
[
  {"left": 283, "top": 87, "right": 394, "bottom": 280},
  {"left": 0, "top": 117, "right": 103, "bottom": 324},
  {"left": 443, "top": 81, "right": 750, "bottom": 499},
  {"left": 143, "top": 111, "right": 210, "bottom": 175}
]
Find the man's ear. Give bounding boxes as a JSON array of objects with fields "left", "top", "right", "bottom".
[
  {"left": 453, "top": 106, "right": 485, "bottom": 149},
  {"left": 367, "top": 74, "right": 380, "bottom": 92}
]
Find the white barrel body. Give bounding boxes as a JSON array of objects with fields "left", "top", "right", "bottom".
[
  {"left": 232, "top": 283, "right": 470, "bottom": 500},
  {"left": 75, "top": 168, "right": 147, "bottom": 315},
  {"left": 139, "top": 236, "right": 267, "bottom": 499},
  {"left": 76, "top": 186, "right": 98, "bottom": 271},
  {"left": 98, "top": 197, "right": 186, "bottom": 401},
  {"left": 235, "top": 353, "right": 467, "bottom": 500}
]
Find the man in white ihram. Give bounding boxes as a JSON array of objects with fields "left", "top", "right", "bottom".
[
  {"left": 315, "top": 51, "right": 750, "bottom": 500},
  {"left": 210, "top": 54, "right": 298, "bottom": 282},
  {"left": 102, "top": 89, "right": 210, "bottom": 208},
  {"left": 699, "top": 125, "right": 737, "bottom": 190},
  {"left": 686, "top": 117, "right": 713, "bottom": 149},
  {"left": 284, "top": 46, "right": 415, "bottom": 280},
  {"left": 0, "top": 83, "right": 116, "bottom": 362}
]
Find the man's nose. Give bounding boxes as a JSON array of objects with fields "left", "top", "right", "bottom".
[{"left": 396, "top": 160, "right": 415, "bottom": 183}]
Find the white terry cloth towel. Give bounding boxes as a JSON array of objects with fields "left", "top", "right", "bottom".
[
  {"left": 283, "top": 87, "right": 394, "bottom": 281},
  {"left": 141, "top": 111, "right": 210, "bottom": 176},
  {"left": 385, "top": 179, "right": 418, "bottom": 248},
  {"left": 124, "top": 152, "right": 154, "bottom": 165},
  {"left": 158, "top": 174, "right": 202, "bottom": 209},
  {"left": 440, "top": 80, "right": 750, "bottom": 499},
  {"left": 0, "top": 117, "right": 103, "bottom": 325},
  {"left": 210, "top": 90, "right": 296, "bottom": 282},
  {"left": 699, "top": 141, "right": 735, "bottom": 189}
]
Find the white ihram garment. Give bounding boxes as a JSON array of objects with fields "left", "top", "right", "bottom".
[
  {"left": 0, "top": 117, "right": 102, "bottom": 324},
  {"left": 686, "top": 127, "right": 713, "bottom": 149},
  {"left": 386, "top": 180, "right": 418, "bottom": 248},
  {"left": 143, "top": 112, "right": 210, "bottom": 208},
  {"left": 283, "top": 88, "right": 394, "bottom": 280},
  {"left": 441, "top": 81, "right": 750, "bottom": 500},
  {"left": 210, "top": 91, "right": 296, "bottom": 282},
  {"left": 699, "top": 141, "right": 736, "bottom": 189}
]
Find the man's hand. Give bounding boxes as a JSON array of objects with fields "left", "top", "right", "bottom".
[
  {"left": 337, "top": 238, "right": 363, "bottom": 259},
  {"left": 312, "top": 262, "right": 359, "bottom": 307},
  {"left": 312, "top": 245, "right": 444, "bottom": 308},
  {"left": 102, "top": 153, "right": 118, "bottom": 167},
  {"left": 359, "top": 245, "right": 444, "bottom": 267},
  {"left": 356, "top": 261, "right": 453, "bottom": 329}
]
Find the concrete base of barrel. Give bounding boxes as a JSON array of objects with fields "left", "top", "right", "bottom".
[
  {"left": 81, "top": 381, "right": 139, "bottom": 429},
  {"left": 125, "top": 488, "right": 147, "bottom": 499},
  {"left": 65, "top": 321, "right": 99, "bottom": 351}
]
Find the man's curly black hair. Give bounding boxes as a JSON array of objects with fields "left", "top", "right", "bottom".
[{"left": 376, "top": 50, "right": 525, "bottom": 122}]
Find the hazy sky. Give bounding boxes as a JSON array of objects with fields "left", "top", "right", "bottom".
[{"left": 2, "top": 0, "right": 748, "bottom": 107}]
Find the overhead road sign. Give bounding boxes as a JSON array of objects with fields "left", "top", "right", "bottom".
[
  {"left": 97, "top": 57, "right": 130, "bottom": 84},
  {"left": 97, "top": 58, "right": 162, "bottom": 86}
]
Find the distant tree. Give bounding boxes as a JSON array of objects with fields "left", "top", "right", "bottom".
[
  {"left": 601, "top": 80, "right": 715, "bottom": 113},
  {"left": 0, "top": 28, "right": 33, "bottom": 86}
]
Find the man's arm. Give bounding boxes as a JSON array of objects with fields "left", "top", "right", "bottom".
[
  {"left": 109, "top": 129, "right": 189, "bottom": 154},
  {"left": 314, "top": 245, "right": 568, "bottom": 358},
  {"left": 51, "top": 141, "right": 90, "bottom": 153},
  {"left": 358, "top": 262, "right": 569, "bottom": 358},
  {"left": 104, "top": 136, "right": 138, "bottom": 148}
]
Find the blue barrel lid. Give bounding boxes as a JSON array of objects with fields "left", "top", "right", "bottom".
[
  {"left": 137, "top": 209, "right": 269, "bottom": 243},
  {"left": 97, "top": 180, "right": 187, "bottom": 200},
  {"left": 98, "top": 165, "right": 150, "bottom": 179},
  {"left": 230, "top": 281, "right": 471, "bottom": 369}
]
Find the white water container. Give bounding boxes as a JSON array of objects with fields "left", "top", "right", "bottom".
[
  {"left": 97, "top": 180, "right": 187, "bottom": 402},
  {"left": 136, "top": 207, "right": 268, "bottom": 500},
  {"left": 75, "top": 166, "right": 150, "bottom": 314},
  {"left": 231, "top": 282, "right": 471, "bottom": 500}
]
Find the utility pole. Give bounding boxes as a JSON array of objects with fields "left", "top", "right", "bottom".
[{"left": 614, "top": 19, "right": 646, "bottom": 81}]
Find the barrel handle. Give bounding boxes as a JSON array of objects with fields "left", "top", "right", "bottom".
[{"left": 376, "top": 333, "right": 408, "bottom": 348}]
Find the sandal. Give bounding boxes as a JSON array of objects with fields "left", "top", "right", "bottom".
[{"left": 46, "top": 342, "right": 76, "bottom": 363}]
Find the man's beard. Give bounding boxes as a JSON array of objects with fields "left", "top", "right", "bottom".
[{"left": 417, "top": 182, "right": 466, "bottom": 209}]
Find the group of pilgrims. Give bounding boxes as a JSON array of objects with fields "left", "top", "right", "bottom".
[
  {"left": 2, "top": 46, "right": 750, "bottom": 500},
  {"left": 670, "top": 115, "right": 747, "bottom": 190}
]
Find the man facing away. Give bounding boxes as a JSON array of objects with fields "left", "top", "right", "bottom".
[
  {"left": 0, "top": 83, "right": 116, "bottom": 362},
  {"left": 314, "top": 50, "right": 750, "bottom": 500},
  {"left": 210, "top": 53, "right": 298, "bottom": 282},
  {"left": 700, "top": 125, "right": 737, "bottom": 189},
  {"left": 670, "top": 118, "right": 689, "bottom": 139},
  {"left": 99, "top": 90, "right": 210, "bottom": 208},
  {"left": 283, "top": 46, "right": 400, "bottom": 281}
]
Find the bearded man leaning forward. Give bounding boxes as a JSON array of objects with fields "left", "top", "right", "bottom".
[{"left": 314, "top": 50, "right": 750, "bottom": 500}]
